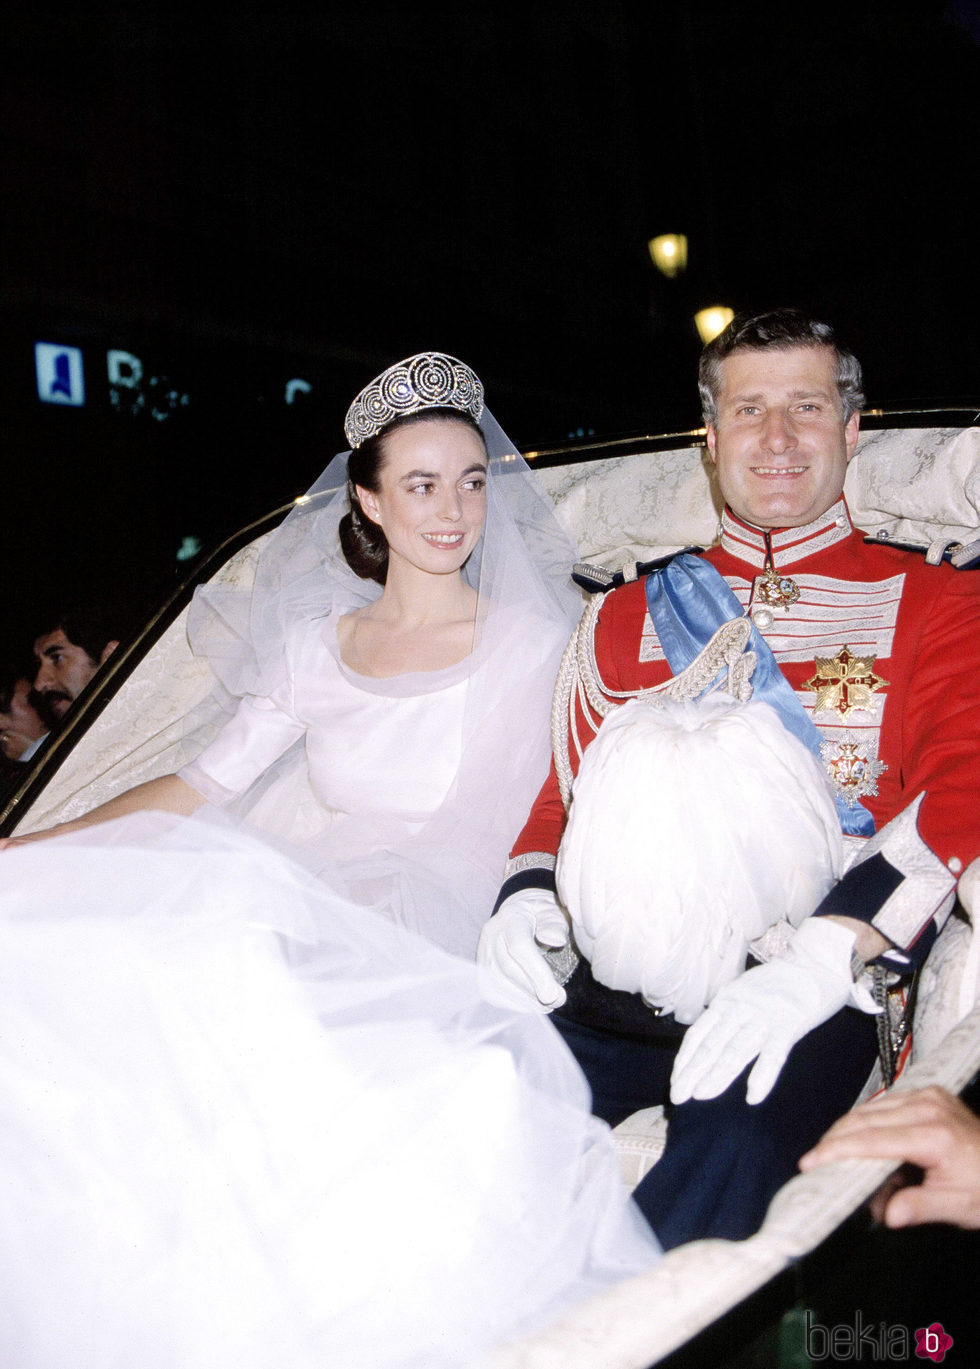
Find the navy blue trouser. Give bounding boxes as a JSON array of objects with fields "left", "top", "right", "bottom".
[{"left": 554, "top": 1004, "right": 880, "bottom": 1250}]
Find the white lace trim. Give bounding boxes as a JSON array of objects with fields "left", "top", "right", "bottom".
[
  {"left": 720, "top": 499, "right": 852, "bottom": 569},
  {"left": 843, "top": 794, "right": 957, "bottom": 950},
  {"left": 641, "top": 567, "right": 904, "bottom": 666},
  {"left": 503, "top": 850, "right": 556, "bottom": 879}
]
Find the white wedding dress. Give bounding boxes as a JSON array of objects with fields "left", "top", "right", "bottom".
[
  {"left": 0, "top": 402, "right": 658, "bottom": 1366},
  {"left": 178, "top": 602, "right": 578, "bottom": 960},
  {"left": 182, "top": 613, "right": 470, "bottom": 824},
  {"left": 0, "top": 811, "right": 659, "bottom": 1369}
]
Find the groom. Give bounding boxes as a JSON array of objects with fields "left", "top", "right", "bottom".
[{"left": 479, "top": 307, "right": 980, "bottom": 1247}]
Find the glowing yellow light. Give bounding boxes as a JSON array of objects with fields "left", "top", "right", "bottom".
[
  {"left": 694, "top": 306, "right": 735, "bottom": 345},
  {"left": 294, "top": 494, "right": 312, "bottom": 505},
  {"left": 648, "top": 234, "right": 688, "bottom": 278}
]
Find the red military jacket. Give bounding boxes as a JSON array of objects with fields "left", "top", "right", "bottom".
[{"left": 506, "top": 499, "right": 980, "bottom": 967}]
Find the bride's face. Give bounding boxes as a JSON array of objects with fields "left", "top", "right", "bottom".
[{"left": 357, "top": 418, "right": 488, "bottom": 578}]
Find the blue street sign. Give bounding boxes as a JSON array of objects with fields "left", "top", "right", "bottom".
[{"left": 35, "top": 342, "right": 86, "bottom": 407}]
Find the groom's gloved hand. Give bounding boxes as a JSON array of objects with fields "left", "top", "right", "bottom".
[
  {"left": 670, "top": 917, "right": 880, "bottom": 1106},
  {"left": 477, "top": 888, "right": 570, "bottom": 1010}
]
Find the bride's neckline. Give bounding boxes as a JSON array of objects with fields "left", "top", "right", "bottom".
[{"left": 325, "top": 612, "right": 474, "bottom": 695}]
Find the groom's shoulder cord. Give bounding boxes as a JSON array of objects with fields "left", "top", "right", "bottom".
[{"left": 553, "top": 560, "right": 699, "bottom": 811}]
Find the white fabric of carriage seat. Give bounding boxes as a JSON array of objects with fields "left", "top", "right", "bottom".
[{"left": 536, "top": 425, "right": 980, "bottom": 568}]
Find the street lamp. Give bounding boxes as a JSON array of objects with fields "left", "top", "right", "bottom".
[
  {"left": 694, "top": 305, "right": 735, "bottom": 344},
  {"left": 648, "top": 234, "right": 688, "bottom": 278}
]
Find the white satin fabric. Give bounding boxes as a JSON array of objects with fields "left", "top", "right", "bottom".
[
  {"left": 0, "top": 814, "right": 659, "bottom": 1369},
  {"left": 181, "top": 613, "right": 468, "bottom": 826}
]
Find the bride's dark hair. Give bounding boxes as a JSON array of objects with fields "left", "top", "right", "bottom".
[{"left": 339, "top": 408, "right": 487, "bottom": 584}]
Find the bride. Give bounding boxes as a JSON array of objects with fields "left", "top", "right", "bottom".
[
  {"left": 0, "top": 354, "right": 660, "bottom": 1368},
  {"left": 6, "top": 352, "right": 579, "bottom": 958}
]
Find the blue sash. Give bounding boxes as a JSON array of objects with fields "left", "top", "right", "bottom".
[{"left": 644, "top": 554, "right": 874, "bottom": 836}]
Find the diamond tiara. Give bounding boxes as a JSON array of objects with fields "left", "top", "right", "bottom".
[{"left": 344, "top": 352, "right": 485, "bottom": 449}]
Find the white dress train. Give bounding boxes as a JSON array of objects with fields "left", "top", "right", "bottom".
[{"left": 0, "top": 813, "right": 659, "bottom": 1369}]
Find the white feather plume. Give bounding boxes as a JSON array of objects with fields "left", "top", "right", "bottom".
[{"left": 555, "top": 694, "right": 843, "bottom": 1024}]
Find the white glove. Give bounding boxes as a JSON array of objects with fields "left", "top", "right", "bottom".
[
  {"left": 670, "top": 917, "right": 880, "bottom": 1106},
  {"left": 477, "top": 888, "right": 570, "bottom": 1011}
]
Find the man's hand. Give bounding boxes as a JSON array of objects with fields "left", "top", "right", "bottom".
[
  {"left": 800, "top": 1086, "right": 980, "bottom": 1229},
  {"left": 477, "top": 888, "right": 570, "bottom": 1011},
  {"left": 670, "top": 917, "right": 879, "bottom": 1106}
]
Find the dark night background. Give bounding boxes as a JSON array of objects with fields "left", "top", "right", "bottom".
[{"left": 2, "top": 1, "right": 978, "bottom": 672}]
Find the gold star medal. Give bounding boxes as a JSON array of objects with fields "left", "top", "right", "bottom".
[{"left": 804, "top": 646, "right": 890, "bottom": 719}]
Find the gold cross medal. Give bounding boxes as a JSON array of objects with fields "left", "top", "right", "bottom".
[
  {"left": 804, "top": 646, "right": 890, "bottom": 720},
  {"left": 755, "top": 567, "right": 801, "bottom": 611}
]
